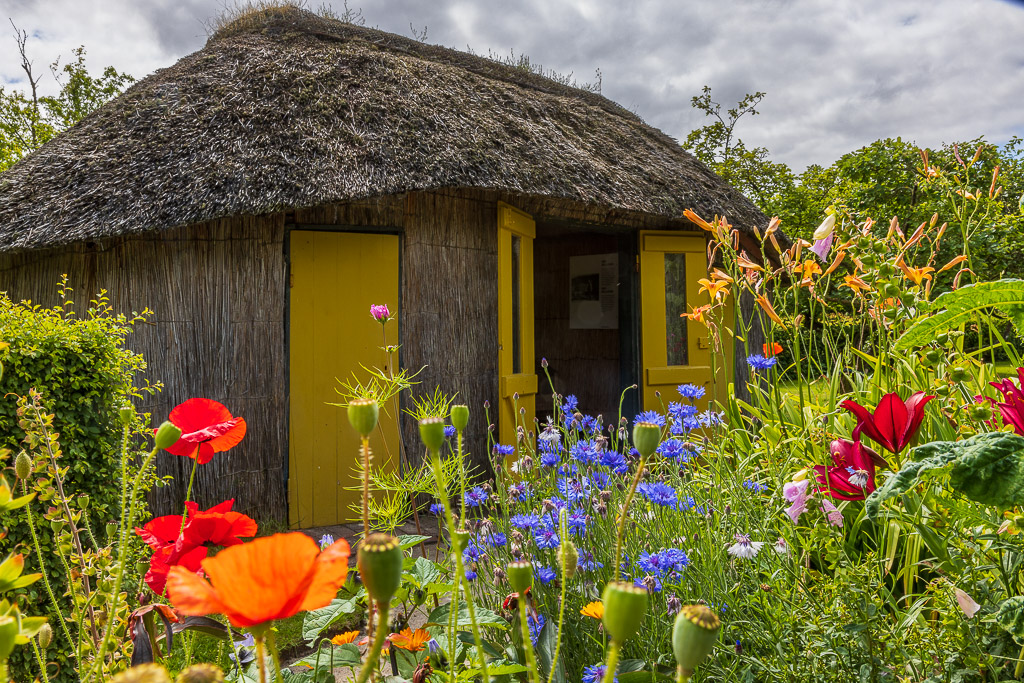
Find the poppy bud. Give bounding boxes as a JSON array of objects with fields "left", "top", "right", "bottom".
[
  {"left": 154, "top": 421, "right": 183, "bottom": 450},
  {"left": 507, "top": 560, "right": 533, "bottom": 593},
  {"left": 560, "top": 540, "right": 579, "bottom": 579},
  {"left": 14, "top": 451, "right": 31, "bottom": 480},
  {"left": 119, "top": 404, "right": 134, "bottom": 426},
  {"left": 37, "top": 623, "right": 52, "bottom": 649},
  {"left": 357, "top": 534, "right": 404, "bottom": 606},
  {"left": 176, "top": 664, "right": 224, "bottom": 683},
  {"left": 632, "top": 422, "right": 661, "bottom": 459},
  {"left": 450, "top": 405, "right": 470, "bottom": 433},
  {"left": 601, "top": 581, "right": 648, "bottom": 643},
  {"left": 672, "top": 605, "right": 721, "bottom": 676},
  {"left": 347, "top": 399, "right": 379, "bottom": 438},
  {"left": 419, "top": 417, "right": 446, "bottom": 454}
]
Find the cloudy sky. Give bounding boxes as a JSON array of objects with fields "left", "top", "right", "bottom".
[{"left": 2, "top": 0, "right": 1023, "bottom": 170}]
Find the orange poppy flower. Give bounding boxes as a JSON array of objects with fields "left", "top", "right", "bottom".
[
  {"left": 580, "top": 601, "right": 604, "bottom": 619},
  {"left": 331, "top": 631, "right": 361, "bottom": 645},
  {"left": 763, "top": 342, "right": 783, "bottom": 357},
  {"left": 160, "top": 398, "right": 247, "bottom": 464},
  {"left": 388, "top": 628, "right": 431, "bottom": 652},
  {"left": 166, "top": 532, "right": 351, "bottom": 627}
]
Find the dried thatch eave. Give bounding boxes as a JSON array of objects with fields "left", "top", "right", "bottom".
[{"left": 0, "top": 6, "right": 774, "bottom": 253}]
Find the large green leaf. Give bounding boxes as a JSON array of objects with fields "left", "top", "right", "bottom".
[
  {"left": 407, "top": 557, "right": 444, "bottom": 589},
  {"left": 895, "top": 279, "right": 1024, "bottom": 351},
  {"left": 426, "top": 602, "right": 509, "bottom": 629},
  {"left": 302, "top": 598, "right": 360, "bottom": 644},
  {"left": 290, "top": 644, "right": 362, "bottom": 669},
  {"left": 997, "top": 596, "right": 1024, "bottom": 642},
  {"left": 864, "top": 444, "right": 958, "bottom": 518},
  {"left": 949, "top": 432, "right": 1024, "bottom": 507}
]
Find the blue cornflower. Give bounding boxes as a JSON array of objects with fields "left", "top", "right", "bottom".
[
  {"left": 527, "top": 613, "right": 546, "bottom": 646},
  {"left": 656, "top": 438, "right": 691, "bottom": 462},
  {"left": 492, "top": 444, "right": 515, "bottom": 456},
  {"left": 743, "top": 479, "right": 767, "bottom": 493},
  {"left": 671, "top": 415, "right": 701, "bottom": 435},
  {"left": 668, "top": 401, "right": 699, "bottom": 420},
  {"left": 698, "top": 410, "right": 724, "bottom": 427},
  {"left": 570, "top": 440, "right": 599, "bottom": 465},
  {"left": 444, "top": 425, "right": 457, "bottom": 438},
  {"left": 577, "top": 549, "right": 604, "bottom": 571},
  {"left": 535, "top": 565, "right": 557, "bottom": 585},
  {"left": 590, "top": 471, "right": 610, "bottom": 489},
  {"left": 509, "top": 482, "right": 531, "bottom": 502},
  {"left": 562, "top": 395, "right": 579, "bottom": 415},
  {"left": 679, "top": 495, "right": 704, "bottom": 513},
  {"left": 637, "top": 481, "right": 679, "bottom": 509},
  {"left": 465, "top": 569, "right": 478, "bottom": 581},
  {"left": 318, "top": 534, "right": 335, "bottom": 550},
  {"left": 229, "top": 633, "right": 256, "bottom": 665},
  {"left": 463, "top": 539, "right": 486, "bottom": 562},
  {"left": 534, "top": 527, "right": 560, "bottom": 550},
  {"left": 678, "top": 384, "right": 706, "bottom": 400},
  {"left": 567, "top": 509, "right": 588, "bottom": 536},
  {"left": 580, "top": 414, "right": 601, "bottom": 434},
  {"left": 583, "top": 664, "right": 617, "bottom": 683},
  {"left": 634, "top": 410, "right": 667, "bottom": 427},
  {"left": 658, "top": 548, "right": 690, "bottom": 572},
  {"left": 746, "top": 355, "right": 778, "bottom": 371},
  {"left": 557, "top": 476, "right": 591, "bottom": 504},
  {"left": 464, "top": 486, "right": 489, "bottom": 508},
  {"left": 540, "top": 450, "right": 560, "bottom": 468},
  {"left": 510, "top": 513, "right": 541, "bottom": 530},
  {"left": 483, "top": 531, "right": 507, "bottom": 548},
  {"left": 429, "top": 503, "right": 444, "bottom": 515},
  {"left": 598, "top": 450, "right": 629, "bottom": 474}
]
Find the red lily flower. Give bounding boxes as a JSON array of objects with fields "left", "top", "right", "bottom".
[
  {"left": 158, "top": 398, "right": 247, "bottom": 464},
  {"left": 989, "top": 368, "right": 1024, "bottom": 436},
  {"left": 814, "top": 439, "right": 888, "bottom": 501},
  {"left": 840, "top": 391, "right": 934, "bottom": 455}
]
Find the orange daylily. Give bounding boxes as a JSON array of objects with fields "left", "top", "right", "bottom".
[
  {"left": 735, "top": 254, "right": 763, "bottom": 272},
  {"left": 581, "top": 601, "right": 604, "bottom": 619},
  {"left": 697, "top": 277, "right": 731, "bottom": 302},
  {"left": 755, "top": 295, "right": 785, "bottom": 326},
  {"left": 683, "top": 209, "right": 715, "bottom": 232},
  {"left": 331, "top": 631, "right": 361, "bottom": 645},
  {"left": 937, "top": 255, "right": 968, "bottom": 275},
  {"left": 389, "top": 628, "right": 432, "bottom": 652},
  {"left": 166, "top": 532, "right": 351, "bottom": 628},
  {"left": 896, "top": 256, "right": 935, "bottom": 286},
  {"left": 842, "top": 274, "right": 872, "bottom": 294},
  {"left": 823, "top": 250, "right": 847, "bottom": 277},
  {"left": 682, "top": 304, "right": 713, "bottom": 325},
  {"left": 799, "top": 260, "right": 822, "bottom": 286}
]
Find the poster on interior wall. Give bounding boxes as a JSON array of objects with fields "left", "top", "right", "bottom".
[{"left": 569, "top": 253, "right": 619, "bottom": 329}]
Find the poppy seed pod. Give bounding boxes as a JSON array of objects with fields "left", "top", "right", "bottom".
[
  {"left": 176, "top": 663, "right": 225, "bottom": 683},
  {"left": 14, "top": 451, "right": 31, "bottom": 480},
  {"left": 77, "top": 494, "right": 90, "bottom": 510},
  {"left": 506, "top": 560, "right": 533, "bottom": 593},
  {"left": 118, "top": 404, "right": 135, "bottom": 426},
  {"left": 451, "top": 528, "right": 471, "bottom": 553},
  {"left": 672, "top": 605, "right": 721, "bottom": 676},
  {"left": 601, "top": 581, "right": 649, "bottom": 642},
  {"left": 451, "top": 405, "right": 470, "bottom": 433},
  {"left": 357, "top": 534, "right": 404, "bottom": 606},
  {"left": 347, "top": 398, "right": 379, "bottom": 438},
  {"left": 106, "top": 521, "right": 118, "bottom": 541},
  {"left": 632, "top": 422, "right": 661, "bottom": 459},
  {"left": 419, "top": 417, "right": 446, "bottom": 454},
  {"left": 154, "top": 421, "right": 183, "bottom": 450}
]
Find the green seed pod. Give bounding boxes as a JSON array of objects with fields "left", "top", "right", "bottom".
[
  {"left": 175, "top": 663, "right": 225, "bottom": 683},
  {"left": 949, "top": 366, "right": 967, "bottom": 383},
  {"left": 601, "top": 581, "right": 649, "bottom": 643},
  {"left": 37, "top": 623, "right": 53, "bottom": 649},
  {"left": 357, "top": 533, "right": 404, "bottom": 605},
  {"left": 632, "top": 422, "right": 661, "bottom": 459},
  {"left": 506, "top": 560, "right": 533, "bottom": 593},
  {"left": 14, "top": 451, "right": 32, "bottom": 480},
  {"left": 106, "top": 521, "right": 118, "bottom": 541},
  {"left": 451, "top": 528, "right": 471, "bottom": 553},
  {"left": 883, "top": 282, "right": 900, "bottom": 298},
  {"left": 154, "top": 421, "right": 183, "bottom": 450},
  {"left": 450, "top": 405, "right": 470, "bottom": 433},
  {"left": 924, "top": 349, "right": 942, "bottom": 365},
  {"left": 50, "top": 519, "right": 64, "bottom": 534},
  {"left": 118, "top": 404, "right": 134, "bottom": 427},
  {"left": 872, "top": 241, "right": 887, "bottom": 255},
  {"left": 137, "top": 559, "right": 151, "bottom": 573},
  {"left": 419, "top": 417, "right": 446, "bottom": 454},
  {"left": 856, "top": 236, "right": 871, "bottom": 250},
  {"left": 969, "top": 404, "right": 993, "bottom": 421},
  {"left": 560, "top": 539, "right": 579, "bottom": 579},
  {"left": 672, "top": 605, "right": 721, "bottom": 676},
  {"left": 77, "top": 494, "right": 90, "bottom": 510},
  {"left": 347, "top": 398, "right": 379, "bottom": 438},
  {"left": 936, "top": 332, "right": 950, "bottom": 345},
  {"left": 110, "top": 663, "right": 171, "bottom": 683}
]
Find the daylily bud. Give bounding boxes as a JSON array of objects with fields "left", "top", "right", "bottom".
[
  {"left": 347, "top": 398, "right": 379, "bottom": 438},
  {"left": 507, "top": 560, "right": 533, "bottom": 593},
  {"left": 813, "top": 214, "right": 836, "bottom": 241},
  {"left": 14, "top": 451, "right": 31, "bottom": 480},
  {"left": 357, "top": 534, "right": 404, "bottom": 605},
  {"left": 418, "top": 417, "right": 446, "bottom": 454},
  {"left": 37, "top": 623, "right": 52, "bottom": 649},
  {"left": 450, "top": 405, "right": 470, "bottom": 432},
  {"left": 154, "top": 421, "right": 183, "bottom": 450},
  {"left": 601, "top": 581, "right": 649, "bottom": 643},
  {"left": 672, "top": 605, "right": 721, "bottom": 676},
  {"left": 632, "top": 422, "right": 661, "bottom": 459}
]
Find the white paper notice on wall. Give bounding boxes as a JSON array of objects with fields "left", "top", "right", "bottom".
[{"left": 569, "top": 253, "right": 619, "bottom": 329}]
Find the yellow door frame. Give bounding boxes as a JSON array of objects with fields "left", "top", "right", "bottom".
[{"left": 497, "top": 202, "right": 537, "bottom": 454}]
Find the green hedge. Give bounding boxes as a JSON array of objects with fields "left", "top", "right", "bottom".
[{"left": 0, "top": 285, "right": 159, "bottom": 681}]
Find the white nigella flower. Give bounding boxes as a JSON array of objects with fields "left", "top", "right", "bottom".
[
  {"left": 773, "top": 537, "right": 789, "bottom": 555},
  {"left": 727, "top": 533, "right": 764, "bottom": 560},
  {"left": 848, "top": 468, "right": 869, "bottom": 489}
]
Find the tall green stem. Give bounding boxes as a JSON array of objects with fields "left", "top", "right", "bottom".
[
  {"left": 601, "top": 639, "right": 621, "bottom": 683},
  {"left": 179, "top": 455, "right": 200, "bottom": 535},
  {"left": 546, "top": 512, "right": 569, "bottom": 683},
  {"left": 31, "top": 640, "right": 49, "bottom": 683},
  {"left": 613, "top": 456, "right": 647, "bottom": 575},
  {"left": 354, "top": 604, "right": 391, "bottom": 683},
  {"left": 518, "top": 601, "right": 541, "bottom": 683}
]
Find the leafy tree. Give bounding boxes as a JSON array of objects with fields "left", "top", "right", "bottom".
[{"left": 0, "top": 25, "right": 132, "bottom": 171}]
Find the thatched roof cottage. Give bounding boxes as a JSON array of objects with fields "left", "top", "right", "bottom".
[{"left": 0, "top": 7, "right": 774, "bottom": 527}]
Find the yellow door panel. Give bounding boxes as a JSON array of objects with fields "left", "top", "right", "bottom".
[{"left": 288, "top": 230, "right": 400, "bottom": 528}]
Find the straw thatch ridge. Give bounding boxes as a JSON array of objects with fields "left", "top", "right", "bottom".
[{"left": 0, "top": 6, "right": 770, "bottom": 252}]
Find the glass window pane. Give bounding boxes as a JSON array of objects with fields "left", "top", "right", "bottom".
[
  {"left": 665, "top": 253, "right": 688, "bottom": 366},
  {"left": 511, "top": 235, "right": 521, "bottom": 374}
]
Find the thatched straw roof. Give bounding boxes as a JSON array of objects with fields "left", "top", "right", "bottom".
[{"left": 0, "top": 6, "right": 770, "bottom": 252}]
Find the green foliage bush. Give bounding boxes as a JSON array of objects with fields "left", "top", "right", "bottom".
[{"left": 0, "top": 282, "right": 159, "bottom": 680}]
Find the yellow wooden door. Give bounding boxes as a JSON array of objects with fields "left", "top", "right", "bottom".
[
  {"left": 288, "top": 230, "right": 400, "bottom": 528},
  {"left": 639, "top": 231, "right": 729, "bottom": 411},
  {"left": 497, "top": 203, "right": 537, "bottom": 453}
]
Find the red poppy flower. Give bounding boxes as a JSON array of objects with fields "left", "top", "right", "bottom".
[
  {"left": 814, "top": 439, "right": 888, "bottom": 501},
  {"left": 158, "top": 398, "right": 247, "bottom": 464},
  {"left": 840, "top": 391, "right": 934, "bottom": 455},
  {"left": 166, "top": 532, "right": 351, "bottom": 627},
  {"left": 990, "top": 368, "right": 1024, "bottom": 436},
  {"left": 763, "top": 342, "right": 783, "bottom": 357},
  {"left": 146, "top": 544, "right": 209, "bottom": 596}
]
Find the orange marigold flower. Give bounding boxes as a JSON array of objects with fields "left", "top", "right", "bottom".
[
  {"left": 331, "top": 631, "right": 361, "bottom": 645},
  {"left": 580, "top": 601, "right": 604, "bottom": 619},
  {"left": 166, "top": 532, "right": 351, "bottom": 627},
  {"left": 388, "top": 628, "right": 431, "bottom": 652}
]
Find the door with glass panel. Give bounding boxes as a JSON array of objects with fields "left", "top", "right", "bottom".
[
  {"left": 497, "top": 203, "right": 537, "bottom": 454},
  {"left": 638, "top": 231, "right": 715, "bottom": 411}
]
